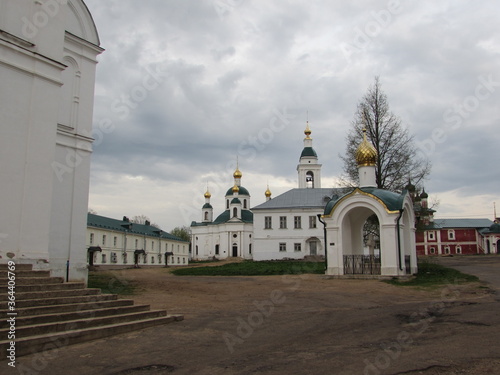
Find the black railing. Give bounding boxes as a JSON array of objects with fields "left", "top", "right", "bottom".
[{"left": 343, "top": 255, "right": 381, "bottom": 275}]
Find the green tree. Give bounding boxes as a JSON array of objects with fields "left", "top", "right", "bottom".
[
  {"left": 170, "top": 226, "right": 190, "bottom": 242},
  {"left": 340, "top": 77, "right": 431, "bottom": 191}
]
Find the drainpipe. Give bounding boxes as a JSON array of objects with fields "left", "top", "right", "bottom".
[
  {"left": 396, "top": 209, "right": 404, "bottom": 271},
  {"left": 317, "top": 214, "right": 328, "bottom": 272}
]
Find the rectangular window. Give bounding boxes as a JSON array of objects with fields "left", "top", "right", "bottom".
[
  {"left": 102, "top": 235, "right": 106, "bottom": 246},
  {"left": 279, "top": 243, "right": 287, "bottom": 252},
  {"left": 280, "top": 216, "right": 287, "bottom": 229},
  {"left": 309, "top": 216, "right": 317, "bottom": 229},
  {"left": 135, "top": 239, "right": 139, "bottom": 248},
  {"left": 215, "top": 244, "right": 220, "bottom": 255},
  {"left": 90, "top": 233, "right": 94, "bottom": 244},
  {"left": 294, "top": 216, "right": 302, "bottom": 229},
  {"left": 428, "top": 231, "right": 435, "bottom": 240},
  {"left": 294, "top": 243, "right": 301, "bottom": 252},
  {"left": 113, "top": 236, "right": 117, "bottom": 247},
  {"left": 151, "top": 241, "right": 155, "bottom": 251},
  {"left": 264, "top": 216, "right": 272, "bottom": 229}
]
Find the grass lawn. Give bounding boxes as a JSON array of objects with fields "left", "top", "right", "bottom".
[
  {"left": 171, "top": 260, "right": 326, "bottom": 276},
  {"left": 87, "top": 272, "right": 137, "bottom": 295},
  {"left": 386, "top": 261, "right": 479, "bottom": 287}
]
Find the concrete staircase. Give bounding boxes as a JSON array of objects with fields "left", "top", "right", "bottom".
[{"left": 0, "top": 263, "right": 183, "bottom": 357}]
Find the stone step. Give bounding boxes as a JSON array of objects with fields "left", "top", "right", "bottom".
[
  {"left": 0, "top": 263, "right": 33, "bottom": 271},
  {"left": 0, "top": 315, "right": 184, "bottom": 357},
  {"left": 0, "top": 304, "right": 152, "bottom": 328},
  {"left": 3, "top": 293, "right": 117, "bottom": 309},
  {"left": 0, "top": 270, "right": 51, "bottom": 278},
  {"left": 0, "top": 276, "right": 64, "bottom": 285},
  {"left": 0, "top": 298, "right": 135, "bottom": 317},
  {"left": 0, "top": 310, "right": 168, "bottom": 337},
  {"left": 0, "top": 288, "right": 102, "bottom": 302},
  {"left": 0, "top": 282, "right": 85, "bottom": 293}
]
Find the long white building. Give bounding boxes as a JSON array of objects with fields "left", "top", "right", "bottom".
[{"left": 87, "top": 214, "right": 189, "bottom": 267}]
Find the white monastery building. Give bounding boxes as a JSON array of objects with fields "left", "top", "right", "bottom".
[
  {"left": 86, "top": 214, "right": 189, "bottom": 267},
  {"left": 191, "top": 124, "right": 418, "bottom": 277},
  {"left": 0, "top": 0, "right": 103, "bottom": 281}
]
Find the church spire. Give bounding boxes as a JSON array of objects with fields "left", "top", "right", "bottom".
[{"left": 297, "top": 120, "right": 322, "bottom": 188}]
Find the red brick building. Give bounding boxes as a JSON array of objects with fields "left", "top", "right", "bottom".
[
  {"left": 415, "top": 218, "right": 493, "bottom": 256},
  {"left": 406, "top": 183, "right": 496, "bottom": 256}
]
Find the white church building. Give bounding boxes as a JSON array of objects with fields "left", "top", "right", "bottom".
[
  {"left": 191, "top": 125, "right": 418, "bottom": 277},
  {"left": 191, "top": 123, "right": 342, "bottom": 262},
  {"left": 0, "top": 0, "right": 103, "bottom": 282}
]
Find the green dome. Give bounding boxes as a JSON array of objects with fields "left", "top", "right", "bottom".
[
  {"left": 202, "top": 203, "right": 213, "bottom": 209},
  {"left": 300, "top": 147, "right": 317, "bottom": 158},
  {"left": 231, "top": 198, "right": 241, "bottom": 204},
  {"left": 226, "top": 186, "right": 250, "bottom": 196}
]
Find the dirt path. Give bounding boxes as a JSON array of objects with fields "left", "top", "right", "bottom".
[{"left": 6, "top": 263, "right": 500, "bottom": 375}]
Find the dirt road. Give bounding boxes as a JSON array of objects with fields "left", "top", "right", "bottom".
[{"left": 6, "top": 259, "right": 500, "bottom": 375}]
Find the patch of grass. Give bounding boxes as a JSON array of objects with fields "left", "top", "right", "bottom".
[
  {"left": 385, "top": 261, "right": 479, "bottom": 287},
  {"left": 188, "top": 259, "right": 221, "bottom": 264},
  {"left": 171, "top": 260, "right": 325, "bottom": 276},
  {"left": 88, "top": 272, "right": 136, "bottom": 295}
]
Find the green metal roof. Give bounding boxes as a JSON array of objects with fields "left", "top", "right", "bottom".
[
  {"left": 435, "top": 218, "right": 493, "bottom": 229},
  {"left": 324, "top": 187, "right": 406, "bottom": 215},
  {"left": 202, "top": 203, "right": 213, "bottom": 209},
  {"left": 225, "top": 186, "right": 250, "bottom": 196},
  {"left": 231, "top": 198, "right": 241, "bottom": 204},
  {"left": 87, "top": 213, "right": 187, "bottom": 242},
  {"left": 300, "top": 147, "right": 317, "bottom": 158}
]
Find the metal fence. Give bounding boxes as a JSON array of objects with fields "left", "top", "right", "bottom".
[{"left": 343, "top": 255, "right": 381, "bottom": 275}]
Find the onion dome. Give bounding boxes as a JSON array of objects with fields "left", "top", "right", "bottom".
[
  {"left": 355, "top": 128, "right": 377, "bottom": 167},
  {"left": 405, "top": 180, "right": 416, "bottom": 192},
  {"left": 420, "top": 188, "right": 428, "bottom": 199},
  {"left": 265, "top": 186, "right": 272, "bottom": 198},
  {"left": 204, "top": 189, "right": 211, "bottom": 199},
  {"left": 232, "top": 184, "right": 240, "bottom": 193},
  {"left": 233, "top": 168, "right": 242, "bottom": 179},
  {"left": 304, "top": 121, "right": 312, "bottom": 139}
]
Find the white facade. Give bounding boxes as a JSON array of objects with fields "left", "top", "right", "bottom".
[
  {"left": 0, "top": 0, "right": 103, "bottom": 281},
  {"left": 253, "top": 206, "right": 325, "bottom": 261},
  {"left": 190, "top": 170, "right": 254, "bottom": 260},
  {"left": 87, "top": 215, "right": 189, "bottom": 267}
]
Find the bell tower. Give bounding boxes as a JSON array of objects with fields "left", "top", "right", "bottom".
[{"left": 297, "top": 122, "right": 322, "bottom": 188}]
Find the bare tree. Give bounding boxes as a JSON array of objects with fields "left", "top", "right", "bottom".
[
  {"left": 340, "top": 77, "right": 431, "bottom": 192},
  {"left": 131, "top": 215, "right": 160, "bottom": 229}
]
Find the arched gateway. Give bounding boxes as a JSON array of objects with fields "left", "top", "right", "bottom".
[{"left": 322, "top": 130, "right": 417, "bottom": 277}]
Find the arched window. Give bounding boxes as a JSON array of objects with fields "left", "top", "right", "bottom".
[
  {"left": 204, "top": 211, "right": 208, "bottom": 220},
  {"left": 306, "top": 171, "right": 314, "bottom": 188},
  {"left": 244, "top": 199, "right": 247, "bottom": 209},
  {"left": 233, "top": 207, "right": 238, "bottom": 217},
  {"left": 226, "top": 200, "right": 229, "bottom": 209}
]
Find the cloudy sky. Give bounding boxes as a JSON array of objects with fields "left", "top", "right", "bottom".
[{"left": 84, "top": 0, "right": 500, "bottom": 231}]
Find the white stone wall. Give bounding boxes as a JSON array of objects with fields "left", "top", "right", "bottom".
[
  {"left": 0, "top": 0, "right": 102, "bottom": 282},
  {"left": 253, "top": 209, "right": 324, "bottom": 261}
]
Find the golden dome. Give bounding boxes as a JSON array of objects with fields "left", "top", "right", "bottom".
[
  {"left": 265, "top": 186, "right": 272, "bottom": 197},
  {"left": 304, "top": 121, "right": 312, "bottom": 139},
  {"left": 204, "top": 189, "right": 211, "bottom": 199},
  {"left": 233, "top": 168, "right": 242, "bottom": 179},
  {"left": 232, "top": 184, "right": 240, "bottom": 193},
  {"left": 355, "top": 128, "right": 377, "bottom": 167}
]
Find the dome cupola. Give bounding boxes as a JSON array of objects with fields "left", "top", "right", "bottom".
[{"left": 355, "top": 128, "right": 377, "bottom": 167}]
